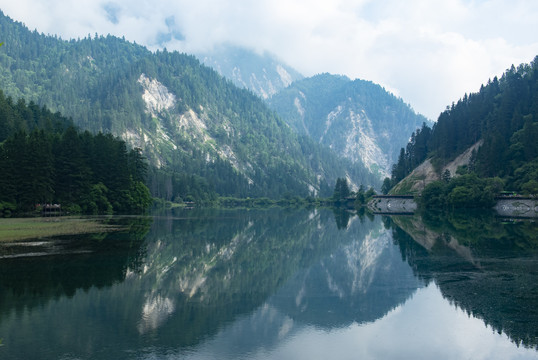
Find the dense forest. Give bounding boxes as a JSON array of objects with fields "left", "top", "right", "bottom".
[
  {"left": 387, "top": 56, "right": 538, "bottom": 207},
  {"left": 0, "top": 90, "right": 151, "bottom": 216},
  {"left": 268, "top": 73, "right": 429, "bottom": 176},
  {"left": 0, "top": 11, "right": 378, "bottom": 200}
]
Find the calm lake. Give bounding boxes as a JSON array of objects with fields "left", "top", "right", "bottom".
[{"left": 0, "top": 208, "right": 537, "bottom": 360}]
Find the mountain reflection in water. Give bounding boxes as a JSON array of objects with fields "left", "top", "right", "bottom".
[{"left": 0, "top": 209, "right": 536, "bottom": 360}]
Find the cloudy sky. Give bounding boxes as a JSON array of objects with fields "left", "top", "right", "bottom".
[{"left": 1, "top": 0, "right": 537, "bottom": 120}]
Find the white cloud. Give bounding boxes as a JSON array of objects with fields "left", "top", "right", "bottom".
[{"left": 1, "top": 0, "right": 538, "bottom": 119}]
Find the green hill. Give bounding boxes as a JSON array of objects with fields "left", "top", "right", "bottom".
[
  {"left": 0, "top": 11, "right": 378, "bottom": 200},
  {"left": 389, "top": 56, "right": 538, "bottom": 206}
]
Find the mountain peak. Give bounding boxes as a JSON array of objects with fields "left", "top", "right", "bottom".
[
  {"left": 269, "top": 74, "right": 430, "bottom": 177},
  {"left": 196, "top": 44, "right": 303, "bottom": 99}
]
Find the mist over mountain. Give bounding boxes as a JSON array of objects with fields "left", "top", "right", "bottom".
[
  {"left": 268, "top": 74, "right": 430, "bottom": 177},
  {"left": 196, "top": 44, "right": 303, "bottom": 100},
  {"left": 0, "top": 10, "right": 379, "bottom": 199},
  {"left": 195, "top": 46, "right": 430, "bottom": 179}
]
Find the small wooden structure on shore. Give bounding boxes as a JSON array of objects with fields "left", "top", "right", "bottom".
[{"left": 41, "top": 204, "right": 62, "bottom": 217}]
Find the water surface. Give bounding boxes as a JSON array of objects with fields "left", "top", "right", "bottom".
[{"left": 0, "top": 209, "right": 536, "bottom": 359}]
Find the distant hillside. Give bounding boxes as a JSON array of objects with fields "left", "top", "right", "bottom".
[
  {"left": 389, "top": 56, "right": 538, "bottom": 198},
  {"left": 0, "top": 11, "right": 379, "bottom": 199},
  {"left": 196, "top": 44, "right": 303, "bottom": 99},
  {"left": 268, "top": 74, "right": 430, "bottom": 177}
]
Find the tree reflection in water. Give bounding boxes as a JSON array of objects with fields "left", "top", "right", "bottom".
[
  {"left": 390, "top": 211, "right": 538, "bottom": 350},
  {"left": 0, "top": 209, "right": 536, "bottom": 359}
]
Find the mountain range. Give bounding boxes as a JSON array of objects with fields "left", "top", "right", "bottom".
[
  {"left": 0, "top": 10, "right": 428, "bottom": 199},
  {"left": 267, "top": 74, "right": 429, "bottom": 177}
]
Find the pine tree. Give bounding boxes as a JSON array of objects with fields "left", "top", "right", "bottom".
[
  {"left": 333, "top": 177, "right": 350, "bottom": 202},
  {"left": 53, "top": 126, "right": 92, "bottom": 204}
]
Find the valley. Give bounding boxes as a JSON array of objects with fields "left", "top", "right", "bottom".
[{"left": 0, "top": 10, "right": 430, "bottom": 204}]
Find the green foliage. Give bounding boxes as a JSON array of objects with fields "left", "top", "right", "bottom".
[
  {"left": 0, "top": 201, "right": 15, "bottom": 217},
  {"left": 84, "top": 183, "right": 113, "bottom": 215},
  {"left": 0, "top": 95, "right": 152, "bottom": 215},
  {"left": 521, "top": 179, "right": 538, "bottom": 194},
  {"left": 419, "top": 181, "right": 447, "bottom": 209},
  {"left": 350, "top": 184, "right": 376, "bottom": 209},
  {"left": 332, "top": 178, "right": 351, "bottom": 201},
  {"left": 126, "top": 181, "right": 153, "bottom": 212},
  {"left": 419, "top": 174, "right": 503, "bottom": 210},
  {"left": 442, "top": 169, "right": 452, "bottom": 183},
  {"left": 0, "top": 12, "right": 379, "bottom": 199},
  {"left": 391, "top": 56, "right": 538, "bottom": 196},
  {"left": 365, "top": 187, "right": 376, "bottom": 199},
  {"left": 381, "top": 177, "right": 392, "bottom": 195},
  {"left": 389, "top": 122, "right": 432, "bottom": 188},
  {"left": 455, "top": 165, "right": 468, "bottom": 175},
  {"left": 446, "top": 186, "right": 475, "bottom": 208},
  {"left": 147, "top": 167, "right": 218, "bottom": 203}
]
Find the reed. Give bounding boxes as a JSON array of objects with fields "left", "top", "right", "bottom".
[{"left": 0, "top": 217, "right": 123, "bottom": 242}]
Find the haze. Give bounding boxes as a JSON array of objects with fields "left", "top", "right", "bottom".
[{"left": 1, "top": 0, "right": 537, "bottom": 120}]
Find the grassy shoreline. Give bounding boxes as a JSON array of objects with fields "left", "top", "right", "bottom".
[{"left": 0, "top": 217, "right": 124, "bottom": 242}]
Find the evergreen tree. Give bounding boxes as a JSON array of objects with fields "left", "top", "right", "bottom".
[
  {"left": 0, "top": 12, "right": 382, "bottom": 199},
  {"left": 381, "top": 177, "right": 392, "bottom": 195},
  {"left": 54, "top": 126, "right": 92, "bottom": 205},
  {"left": 333, "top": 177, "right": 351, "bottom": 202},
  {"left": 390, "top": 56, "right": 538, "bottom": 196},
  {"left": 0, "top": 98, "right": 152, "bottom": 215},
  {"left": 24, "top": 130, "right": 55, "bottom": 206}
]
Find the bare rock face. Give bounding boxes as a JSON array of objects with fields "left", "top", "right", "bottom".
[
  {"left": 268, "top": 74, "right": 430, "bottom": 181},
  {"left": 138, "top": 74, "right": 176, "bottom": 116},
  {"left": 392, "top": 141, "right": 483, "bottom": 195}
]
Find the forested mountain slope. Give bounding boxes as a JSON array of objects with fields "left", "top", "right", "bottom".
[
  {"left": 0, "top": 11, "right": 378, "bottom": 199},
  {"left": 268, "top": 74, "right": 430, "bottom": 177},
  {"left": 389, "top": 56, "right": 538, "bottom": 199}
]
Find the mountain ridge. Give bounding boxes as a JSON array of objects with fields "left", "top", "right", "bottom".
[
  {"left": 268, "top": 73, "right": 431, "bottom": 177},
  {"left": 0, "top": 10, "right": 379, "bottom": 199},
  {"left": 388, "top": 56, "right": 538, "bottom": 200},
  {"left": 196, "top": 44, "right": 304, "bottom": 100}
]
